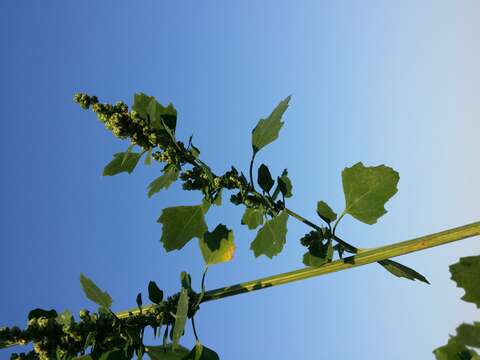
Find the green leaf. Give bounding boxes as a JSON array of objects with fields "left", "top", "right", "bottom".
[
  {"left": 146, "top": 97, "right": 177, "bottom": 132},
  {"left": 56, "top": 310, "right": 73, "bottom": 327},
  {"left": 450, "top": 255, "right": 480, "bottom": 308},
  {"left": 79, "top": 273, "right": 113, "bottom": 309},
  {"left": 241, "top": 207, "right": 265, "bottom": 230},
  {"left": 172, "top": 288, "right": 189, "bottom": 350},
  {"left": 27, "top": 308, "right": 58, "bottom": 320},
  {"left": 133, "top": 93, "right": 153, "bottom": 119},
  {"left": 199, "top": 224, "right": 235, "bottom": 265},
  {"left": 136, "top": 293, "right": 143, "bottom": 310},
  {"left": 147, "top": 165, "right": 180, "bottom": 197},
  {"left": 278, "top": 169, "right": 293, "bottom": 198},
  {"left": 316, "top": 201, "right": 337, "bottom": 224},
  {"left": 145, "top": 344, "right": 190, "bottom": 360},
  {"left": 456, "top": 322, "right": 480, "bottom": 348},
  {"left": 252, "top": 96, "right": 291, "bottom": 154},
  {"left": 158, "top": 205, "right": 208, "bottom": 252},
  {"left": 103, "top": 152, "right": 142, "bottom": 176},
  {"left": 250, "top": 211, "right": 289, "bottom": 258},
  {"left": 378, "top": 259, "right": 430, "bottom": 284},
  {"left": 180, "top": 271, "right": 192, "bottom": 290},
  {"left": 434, "top": 338, "right": 479, "bottom": 360},
  {"left": 148, "top": 281, "right": 164, "bottom": 304},
  {"left": 184, "top": 342, "right": 220, "bottom": 360},
  {"left": 341, "top": 162, "right": 399, "bottom": 225},
  {"left": 144, "top": 149, "right": 153, "bottom": 165},
  {"left": 257, "top": 164, "right": 274, "bottom": 193},
  {"left": 303, "top": 240, "right": 333, "bottom": 267},
  {"left": 99, "top": 349, "right": 129, "bottom": 360}
]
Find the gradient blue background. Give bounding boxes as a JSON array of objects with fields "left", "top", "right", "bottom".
[{"left": 1, "top": 1, "right": 479, "bottom": 359}]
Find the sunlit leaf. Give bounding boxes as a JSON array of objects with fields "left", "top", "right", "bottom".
[
  {"left": 250, "top": 211, "right": 289, "bottom": 258},
  {"left": 252, "top": 96, "right": 291, "bottom": 154},
  {"left": 199, "top": 224, "right": 235, "bottom": 265},
  {"left": 456, "top": 322, "right": 480, "bottom": 348},
  {"left": 172, "top": 289, "right": 189, "bottom": 350},
  {"left": 316, "top": 201, "right": 337, "bottom": 224},
  {"left": 341, "top": 162, "right": 399, "bottom": 225},
  {"left": 158, "top": 205, "right": 208, "bottom": 252},
  {"left": 79, "top": 273, "right": 113, "bottom": 309},
  {"left": 241, "top": 207, "right": 265, "bottom": 230},
  {"left": 147, "top": 165, "right": 180, "bottom": 197},
  {"left": 378, "top": 259, "right": 430, "bottom": 284},
  {"left": 434, "top": 338, "right": 479, "bottom": 360}
]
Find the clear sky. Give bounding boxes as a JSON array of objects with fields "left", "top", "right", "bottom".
[{"left": 1, "top": 1, "right": 479, "bottom": 359}]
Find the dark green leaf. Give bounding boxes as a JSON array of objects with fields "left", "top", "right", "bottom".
[
  {"left": 103, "top": 152, "right": 142, "bottom": 176},
  {"left": 316, "top": 201, "right": 337, "bottom": 224},
  {"left": 145, "top": 344, "right": 190, "bottom": 360},
  {"left": 180, "top": 272, "right": 191, "bottom": 290},
  {"left": 434, "top": 338, "right": 479, "bottom": 360},
  {"left": 147, "top": 165, "right": 180, "bottom": 197},
  {"left": 378, "top": 259, "right": 430, "bottom": 284},
  {"left": 341, "top": 162, "right": 399, "bottom": 225},
  {"left": 456, "top": 322, "right": 480, "bottom": 348},
  {"left": 184, "top": 342, "right": 220, "bottom": 360},
  {"left": 252, "top": 96, "right": 291, "bottom": 154},
  {"left": 257, "top": 164, "right": 274, "bottom": 193},
  {"left": 158, "top": 205, "right": 208, "bottom": 252},
  {"left": 303, "top": 240, "right": 333, "bottom": 267},
  {"left": 79, "top": 273, "right": 113, "bottom": 309},
  {"left": 250, "top": 211, "right": 289, "bottom": 258},
  {"left": 241, "top": 206, "right": 265, "bottom": 230},
  {"left": 133, "top": 93, "right": 153, "bottom": 119},
  {"left": 99, "top": 349, "right": 129, "bottom": 360},
  {"left": 28, "top": 308, "right": 58, "bottom": 320},
  {"left": 199, "top": 224, "right": 235, "bottom": 265},
  {"left": 148, "top": 281, "right": 164, "bottom": 304},
  {"left": 172, "top": 288, "right": 189, "bottom": 350},
  {"left": 278, "top": 169, "right": 293, "bottom": 198},
  {"left": 450, "top": 255, "right": 480, "bottom": 308},
  {"left": 136, "top": 293, "right": 143, "bottom": 310},
  {"left": 146, "top": 97, "right": 177, "bottom": 133}
]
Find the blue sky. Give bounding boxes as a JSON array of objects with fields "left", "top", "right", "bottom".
[{"left": 0, "top": 1, "right": 479, "bottom": 359}]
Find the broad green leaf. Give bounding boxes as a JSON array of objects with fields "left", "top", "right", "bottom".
[
  {"left": 56, "top": 310, "right": 73, "bottom": 327},
  {"left": 199, "top": 224, "right": 235, "bottom": 265},
  {"left": 147, "top": 165, "right": 180, "bottom": 197},
  {"left": 378, "top": 259, "right": 430, "bottom": 284},
  {"left": 103, "top": 152, "right": 142, "bottom": 176},
  {"left": 148, "top": 281, "right": 164, "bottom": 304},
  {"left": 146, "top": 344, "right": 190, "bottom": 360},
  {"left": 316, "top": 201, "right": 337, "bottom": 224},
  {"left": 79, "top": 273, "right": 113, "bottom": 309},
  {"left": 132, "top": 93, "right": 153, "bottom": 119},
  {"left": 434, "top": 338, "right": 479, "bottom": 360},
  {"left": 158, "top": 205, "right": 208, "bottom": 252},
  {"left": 278, "top": 169, "right": 293, "bottom": 198},
  {"left": 144, "top": 149, "right": 153, "bottom": 165},
  {"left": 450, "top": 255, "right": 480, "bottom": 308},
  {"left": 172, "top": 288, "right": 189, "bottom": 350},
  {"left": 252, "top": 96, "right": 291, "bottom": 154},
  {"left": 241, "top": 207, "right": 265, "bottom": 230},
  {"left": 257, "top": 164, "right": 274, "bottom": 193},
  {"left": 28, "top": 308, "right": 58, "bottom": 320},
  {"left": 456, "top": 322, "right": 480, "bottom": 348},
  {"left": 184, "top": 342, "right": 220, "bottom": 360},
  {"left": 146, "top": 97, "right": 177, "bottom": 132},
  {"left": 121, "top": 144, "right": 135, "bottom": 166},
  {"left": 250, "top": 211, "right": 289, "bottom": 258},
  {"left": 341, "top": 162, "right": 399, "bottom": 225}
]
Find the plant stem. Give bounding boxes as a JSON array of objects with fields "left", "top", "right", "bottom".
[
  {"left": 113, "top": 221, "right": 480, "bottom": 317},
  {"left": 249, "top": 152, "right": 257, "bottom": 191}
]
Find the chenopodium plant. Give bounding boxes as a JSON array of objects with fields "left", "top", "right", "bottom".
[
  {"left": 1, "top": 92, "right": 442, "bottom": 360},
  {"left": 434, "top": 255, "right": 480, "bottom": 359}
]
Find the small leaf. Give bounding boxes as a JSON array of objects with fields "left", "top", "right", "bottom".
[
  {"left": 158, "top": 205, "right": 208, "bottom": 252},
  {"left": 456, "top": 322, "right": 480, "bottom": 348},
  {"left": 252, "top": 96, "right": 291, "bottom": 154},
  {"left": 146, "top": 97, "right": 177, "bottom": 133},
  {"left": 316, "top": 201, "right": 337, "bottom": 224},
  {"left": 136, "top": 293, "right": 143, "bottom": 310},
  {"left": 148, "top": 281, "right": 164, "bottom": 304},
  {"left": 147, "top": 165, "right": 180, "bottom": 197},
  {"left": 180, "top": 272, "right": 192, "bottom": 289},
  {"left": 199, "top": 224, "right": 235, "bottom": 265},
  {"left": 241, "top": 207, "right": 265, "bottom": 230},
  {"left": 341, "top": 162, "right": 399, "bottom": 225},
  {"left": 257, "top": 164, "right": 274, "bottom": 193},
  {"left": 278, "top": 169, "right": 293, "bottom": 198},
  {"left": 250, "top": 211, "right": 289, "bottom": 258},
  {"left": 172, "top": 288, "right": 189, "bottom": 350},
  {"left": 145, "top": 344, "right": 190, "bottom": 360},
  {"left": 28, "top": 308, "right": 58, "bottom": 320},
  {"left": 103, "top": 152, "right": 142, "bottom": 176},
  {"left": 434, "top": 338, "right": 479, "bottom": 360},
  {"left": 79, "top": 273, "right": 113, "bottom": 309},
  {"left": 303, "top": 240, "right": 333, "bottom": 267},
  {"left": 378, "top": 259, "right": 430, "bottom": 284},
  {"left": 184, "top": 342, "right": 220, "bottom": 360},
  {"left": 144, "top": 149, "right": 153, "bottom": 165},
  {"left": 450, "top": 255, "right": 480, "bottom": 308}
]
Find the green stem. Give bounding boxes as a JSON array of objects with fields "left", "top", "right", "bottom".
[{"left": 249, "top": 152, "right": 257, "bottom": 191}]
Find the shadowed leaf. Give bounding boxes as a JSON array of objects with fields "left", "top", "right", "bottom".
[
  {"left": 145, "top": 344, "right": 190, "bottom": 360},
  {"left": 148, "top": 281, "right": 164, "bottom": 304},
  {"left": 379, "top": 259, "right": 430, "bottom": 284},
  {"left": 172, "top": 289, "right": 189, "bottom": 350},
  {"left": 199, "top": 224, "right": 235, "bottom": 265},
  {"left": 241, "top": 207, "right": 265, "bottom": 230},
  {"left": 450, "top": 255, "right": 480, "bottom": 308},
  {"left": 250, "top": 211, "right": 289, "bottom": 258}
]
